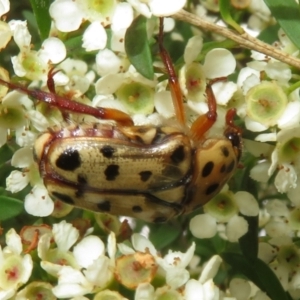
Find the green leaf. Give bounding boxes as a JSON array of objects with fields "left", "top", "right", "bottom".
[
  {"left": 239, "top": 216, "right": 258, "bottom": 260},
  {"left": 219, "top": 0, "right": 243, "bottom": 33},
  {"left": 125, "top": 15, "right": 154, "bottom": 80},
  {"left": 29, "top": 0, "right": 51, "bottom": 41},
  {"left": 149, "top": 223, "right": 181, "bottom": 250},
  {"left": 264, "top": 0, "right": 300, "bottom": 49},
  {"left": 0, "top": 144, "right": 13, "bottom": 165},
  {"left": 222, "top": 253, "right": 290, "bottom": 300},
  {"left": 0, "top": 196, "right": 24, "bottom": 220}
]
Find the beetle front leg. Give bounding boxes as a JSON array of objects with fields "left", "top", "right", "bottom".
[
  {"left": 190, "top": 82, "right": 217, "bottom": 141},
  {"left": 0, "top": 77, "right": 134, "bottom": 126},
  {"left": 158, "top": 17, "right": 186, "bottom": 126}
]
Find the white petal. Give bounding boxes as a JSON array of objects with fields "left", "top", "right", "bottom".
[
  {"left": 265, "top": 200, "right": 289, "bottom": 217},
  {"left": 117, "top": 243, "right": 135, "bottom": 255},
  {"left": 107, "top": 232, "right": 116, "bottom": 260},
  {"left": 189, "top": 214, "right": 217, "bottom": 239},
  {"left": 185, "top": 279, "right": 204, "bottom": 300},
  {"left": 37, "top": 233, "right": 52, "bottom": 260},
  {"left": 95, "top": 49, "right": 121, "bottom": 76},
  {"left": 95, "top": 73, "right": 126, "bottom": 95},
  {"left": 265, "top": 220, "right": 289, "bottom": 238},
  {"left": 53, "top": 221, "right": 79, "bottom": 252},
  {"left": 131, "top": 233, "right": 157, "bottom": 256},
  {"left": 0, "top": 21, "right": 12, "bottom": 50},
  {"left": 6, "top": 170, "right": 29, "bottom": 193},
  {"left": 154, "top": 90, "right": 175, "bottom": 118},
  {"left": 52, "top": 266, "right": 92, "bottom": 298},
  {"left": 149, "top": 0, "right": 186, "bottom": 16},
  {"left": 258, "top": 242, "right": 277, "bottom": 263},
  {"left": 202, "top": 279, "right": 220, "bottom": 300},
  {"left": 82, "top": 22, "right": 107, "bottom": 51},
  {"left": 287, "top": 179, "right": 300, "bottom": 207},
  {"left": 6, "top": 229, "right": 22, "bottom": 255},
  {"left": 110, "top": 29, "right": 126, "bottom": 52},
  {"left": 277, "top": 101, "right": 300, "bottom": 129},
  {"left": 226, "top": 216, "right": 248, "bottom": 242},
  {"left": 274, "top": 164, "right": 297, "bottom": 193},
  {"left": 73, "top": 236, "right": 105, "bottom": 268},
  {"left": 234, "top": 191, "right": 259, "bottom": 216},
  {"left": 15, "top": 128, "right": 37, "bottom": 147},
  {"left": 0, "top": 127, "right": 7, "bottom": 147},
  {"left": 11, "top": 147, "right": 33, "bottom": 168},
  {"left": 11, "top": 55, "right": 26, "bottom": 77},
  {"left": 184, "top": 35, "right": 203, "bottom": 64},
  {"left": 111, "top": 3, "right": 133, "bottom": 32},
  {"left": 255, "top": 133, "right": 277, "bottom": 142},
  {"left": 20, "top": 254, "right": 33, "bottom": 284},
  {"left": 265, "top": 61, "right": 291, "bottom": 83},
  {"left": 203, "top": 48, "right": 236, "bottom": 78},
  {"left": 39, "top": 37, "right": 66, "bottom": 63},
  {"left": 245, "top": 116, "right": 268, "bottom": 132},
  {"left": 0, "top": 0, "right": 9, "bottom": 18},
  {"left": 24, "top": 185, "right": 54, "bottom": 217},
  {"left": 8, "top": 20, "right": 31, "bottom": 49},
  {"left": 199, "top": 255, "right": 222, "bottom": 284},
  {"left": 84, "top": 256, "right": 113, "bottom": 287},
  {"left": 126, "top": 0, "right": 152, "bottom": 18},
  {"left": 166, "top": 267, "right": 190, "bottom": 289},
  {"left": 250, "top": 161, "right": 270, "bottom": 183},
  {"left": 135, "top": 283, "right": 155, "bottom": 300},
  {"left": 27, "top": 110, "right": 49, "bottom": 131},
  {"left": 212, "top": 81, "right": 237, "bottom": 105},
  {"left": 229, "top": 278, "right": 251, "bottom": 300},
  {"left": 50, "top": 0, "right": 84, "bottom": 32}
]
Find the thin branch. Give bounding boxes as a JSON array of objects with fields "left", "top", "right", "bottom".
[{"left": 174, "top": 9, "right": 300, "bottom": 70}]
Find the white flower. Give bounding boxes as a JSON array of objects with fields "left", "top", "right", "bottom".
[
  {"left": 148, "top": 0, "right": 186, "bottom": 16},
  {"left": 0, "top": 0, "right": 9, "bottom": 18},
  {"left": 156, "top": 242, "right": 195, "bottom": 289},
  {"left": 52, "top": 266, "right": 93, "bottom": 298},
  {"left": 9, "top": 20, "right": 66, "bottom": 81},
  {"left": 6, "top": 147, "right": 38, "bottom": 194},
  {"left": 0, "top": 229, "right": 33, "bottom": 300},
  {"left": 24, "top": 185, "right": 54, "bottom": 217},
  {"left": 82, "top": 22, "right": 107, "bottom": 52}
]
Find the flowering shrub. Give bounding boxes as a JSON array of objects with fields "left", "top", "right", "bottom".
[{"left": 0, "top": 0, "right": 300, "bottom": 299}]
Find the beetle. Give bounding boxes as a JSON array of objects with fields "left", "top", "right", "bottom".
[{"left": 0, "top": 18, "right": 242, "bottom": 223}]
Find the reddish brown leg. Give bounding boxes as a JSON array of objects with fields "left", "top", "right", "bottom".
[
  {"left": 190, "top": 82, "right": 217, "bottom": 141},
  {"left": 158, "top": 17, "right": 185, "bottom": 126},
  {"left": 47, "top": 67, "right": 60, "bottom": 93},
  {"left": 0, "top": 76, "right": 134, "bottom": 126},
  {"left": 225, "top": 108, "right": 242, "bottom": 134}
]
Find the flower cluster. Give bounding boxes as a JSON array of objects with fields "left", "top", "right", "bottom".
[{"left": 1, "top": 0, "right": 300, "bottom": 299}]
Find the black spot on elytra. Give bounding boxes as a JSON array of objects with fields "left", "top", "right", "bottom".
[
  {"left": 97, "top": 200, "right": 111, "bottom": 212},
  {"left": 202, "top": 161, "right": 214, "bottom": 177},
  {"left": 206, "top": 183, "right": 219, "bottom": 195},
  {"left": 226, "top": 159, "right": 235, "bottom": 174},
  {"left": 76, "top": 174, "right": 88, "bottom": 197},
  {"left": 170, "top": 145, "right": 185, "bottom": 164},
  {"left": 132, "top": 205, "right": 143, "bottom": 213},
  {"left": 56, "top": 148, "right": 81, "bottom": 171},
  {"left": 52, "top": 192, "right": 75, "bottom": 205},
  {"left": 139, "top": 170, "right": 152, "bottom": 182},
  {"left": 220, "top": 164, "right": 226, "bottom": 173},
  {"left": 77, "top": 174, "right": 87, "bottom": 184},
  {"left": 221, "top": 146, "right": 229, "bottom": 157},
  {"left": 100, "top": 145, "right": 115, "bottom": 158},
  {"left": 153, "top": 216, "right": 167, "bottom": 223},
  {"left": 104, "top": 164, "right": 119, "bottom": 181}
]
